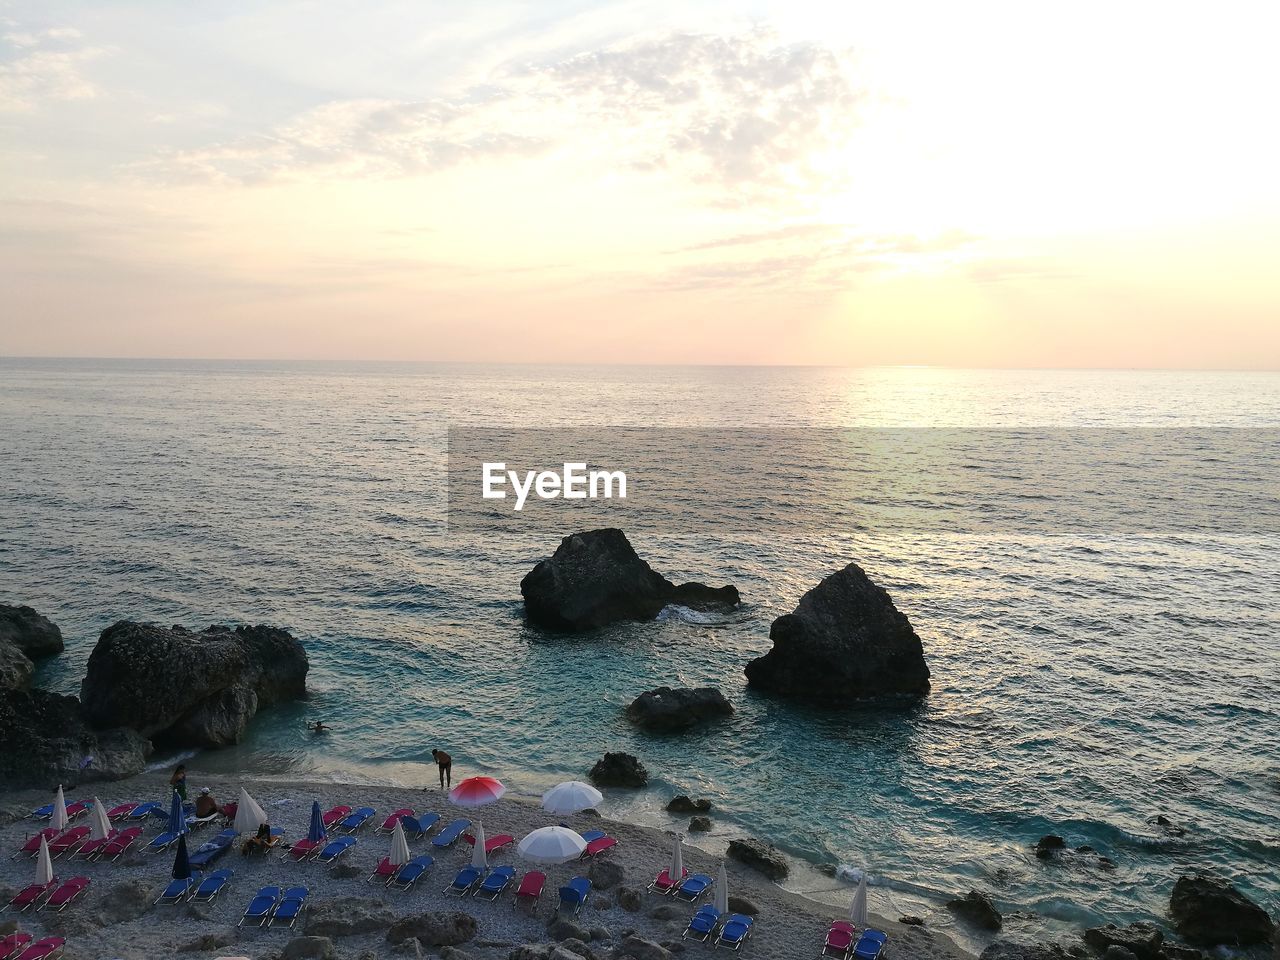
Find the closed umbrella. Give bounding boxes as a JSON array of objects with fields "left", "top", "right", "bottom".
[
  {"left": 233, "top": 787, "right": 267, "bottom": 834},
  {"left": 307, "top": 801, "right": 326, "bottom": 844},
  {"left": 171, "top": 833, "right": 191, "bottom": 880},
  {"left": 470, "top": 819, "right": 488, "bottom": 870},
  {"left": 669, "top": 832, "right": 684, "bottom": 885},
  {"left": 517, "top": 826, "right": 587, "bottom": 865},
  {"left": 88, "top": 798, "right": 112, "bottom": 841},
  {"left": 51, "top": 785, "right": 68, "bottom": 832},
  {"left": 35, "top": 836, "right": 53, "bottom": 886},
  {"left": 449, "top": 776, "right": 505, "bottom": 809},
  {"left": 849, "top": 873, "right": 868, "bottom": 927},
  {"left": 389, "top": 819, "right": 411, "bottom": 867},
  {"left": 166, "top": 789, "right": 187, "bottom": 836},
  {"left": 714, "top": 861, "right": 729, "bottom": 915},
  {"left": 541, "top": 781, "right": 603, "bottom": 816}
]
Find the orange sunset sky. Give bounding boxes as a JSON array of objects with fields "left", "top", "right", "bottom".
[{"left": 2, "top": 0, "right": 1278, "bottom": 367}]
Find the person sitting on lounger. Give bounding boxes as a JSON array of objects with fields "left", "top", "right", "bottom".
[
  {"left": 241, "top": 822, "right": 273, "bottom": 856},
  {"left": 431, "top": 748, "right": 452, "bottom": 790},
  {"left": 194, "top": 788, "right": 219, "bottom": 818}
]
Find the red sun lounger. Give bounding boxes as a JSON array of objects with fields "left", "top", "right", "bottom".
[
  {"left": 13, "top": 829, "right": 59, "bottom": 860},
  {"left": 38, "top": 878, "right": 89, "bottom": 913},
  {"left": 377, "top": 809, "right": 414, "bottom": 833},
  {"left": 13, "top": 936, "right": 65, "bottom": 960},
  {"left": 47, "top": 827, "right": 89, "bottom": 859},
  {"left": 97, "top": 827, "right": 142, "bottom": 861},
  {"left": 515, "top": 870, "right": 545, "bottom": 914},
  {"left": 6, "top": 881, "right": 56, "bottom": 913},
  {"left": 581, "top": 836, "right": 619, "bottom": 858},
  {"left": 0, "top": 933, "right": 33, "bottom": 960},
  {"left": 463, "top": 832, "right": 515, "bottom": 855}
]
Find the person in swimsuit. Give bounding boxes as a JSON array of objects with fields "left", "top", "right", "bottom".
[{"left": 431, "top": 748, "right": 452, "bottom": 790}]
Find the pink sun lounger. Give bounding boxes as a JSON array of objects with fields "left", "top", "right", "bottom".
[
  {"left": 14, "top": 936, "right": 66, "bottom": 960},
  {"left": 514, "top": 870, "right": 545, "bottom": 914},
  {"left": 376, "top": 809, "right": 413, "bottom": 833},
  {"left": 13, "top": 829, "right": 59, "bottom": 860},
  {"left": 38, "top": 878, "right": 89, "bottom": 913}
]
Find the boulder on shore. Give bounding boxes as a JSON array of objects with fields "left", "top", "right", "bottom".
[
  {"left": 80, "top": 621, "right": 308, "bottom": 747},
  {"left": 385, "top": 911, "right": 477, "bottom": 946},
  {"left": 1169, "top": 873, "right": 1275, "bottom": 946},
  {"left": 745, "top": 562, "right": 930, "bottom": 702},
  {"left": 589, "top": 752, "right": 648, "bottom": 788},
  {"left": 0, "top": 687, "right": 150, "bottom": 787},
  {"left": 520, "top": 529, "right": 739, "bottom": 631},
  {"left": 1082, "top": 923, "right": 1164, "bottom": 960},
  {"left": 726, "top": 838, "right": 789, "bottom": 880},
  {"left": 626, "top": 687, "right": 734, "bottom": 731},
  {"left": 0, "top": 604, "right": 64, "bottom": 690},
  {"left": 947, "top": 890, "right": 1003, "bottom": 931},
  {"left": 666, "top": 795, "right": 711, "bottom": 813}
]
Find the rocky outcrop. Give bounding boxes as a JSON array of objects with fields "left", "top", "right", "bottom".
[
  {"left": 614, "top": 937, "right": 673, "bottom": 960},
  {"left": 980, "top": 943, "right": 1070, "bottom": 960},
  {"left": 1083, "top": 923, "right": 1164, "bottom": 960},
  {"left": 626, "top": 687, "right": 733, "bottom": 731},
  {"left": 726, "top": 838, "right": 789, "bottom": 880},
  {"left": 520, "top": 529, "right": 739, "bottom": 631},
  {"left": 589, "top": 752, "right": 648, "bottom": 787},
  {"left": 306, "top": 899, "right": 397, "bottom": 938},
  {"left": 744, "top": 563, "right": 930, "bottom": 702},
  {"left": 386, "top": 911, "right": 477, "bottom": 946},
  {"left": 1169, "top": 873, "right": 1274, "bottom": 946},
  {"left": 0, "top": 604, "right": 63, "bottom": 690},
  {"left": 666, "top": 795, "right": 711, "bottom": 813},
  {"left": 947, "top": 890, "right": 1003, "bottom": 930},
  {"left": 80, "top": 621, "right": 308, "bottom": 747},
  {"left": 0, "top": 687, "right": 150, "bottom": 787}
]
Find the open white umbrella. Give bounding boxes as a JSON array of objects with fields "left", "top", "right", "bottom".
[
  {"left": 35, "top": 835, "right": 54, "bottom": 886},
  {"left": 88, "top": 798, "right": 112, "bottom": 841},
  {"left": 849, "top": 873, "right": 868, "bottom": 927},
  {"left": 233, "top": 787, "right": 268, "bottom": 834},
  {"left": 541, "top": 781, "right": 603, "bottom": 816},
  {"left": 669, "top": 832, "right": 684, "bottom": 884},
  {"left": 389, "top": 819, "right": 410, "bottom": 867},
  {"left": 517, "top": 826, "right": 588, "bottom": 865},
  {"left": 470, "top": 819, "right": 488, "bottom": 870},
  {"left": 714, "top": 861, "right": 729, "bottom": 914},
  {"left": 51, "top": 785, "right": 68, "bottom": 832}
]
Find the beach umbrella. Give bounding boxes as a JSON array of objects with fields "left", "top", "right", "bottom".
[
  {"left": 233, "top": 787, "right": 267, "bottom": 834},
  {"left": 517, "top": 826, "right": 587, "bottom": 865},
  {"left": 669, "top": 832, "right": 684, "bottom": 885},
  {"left": 849, "top": 873, "right": 868, "bottom": 927},
  {"left": 171, "top": 833, "right": 191, "bottom": 880},
  {"left": 35, "top": 836, "right": 54, "bottom": 886},
  {"left": 541, "top": 781, "right": 603, "bottom": 816},
  {"left": 449, "top": 776, "right": 505, "bottom": 809},
  {"left": 167, "top": 789, "right": 187, "bottom": 836},
  {"left": 88, "top": 798, "right": 112, "bottom": 841},
  {"left": 51, "top": 785, "right": 68, "bottom": 832},
  {"left": 470, "top": 819, "right": 488, "bottom": 870},
  {"left": 307, "top": 801, "right": 326, "bottom": 844},
  {"left": 389, "top": 819, "right": 411, "bottom": 867},
  {"left": 714, "top": 860, "right": 729, "bottom": 915}
]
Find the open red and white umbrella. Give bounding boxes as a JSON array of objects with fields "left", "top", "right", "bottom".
[{"left": 449, "top": 776, "right": 505, "bottom": 808}]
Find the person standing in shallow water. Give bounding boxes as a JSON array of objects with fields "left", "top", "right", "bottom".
[
  {"left": 431, "top": 748, "right": 452, "bottom": 790},
  {"left": 170, "top": 764, "right": 187, "bottom": 801}
]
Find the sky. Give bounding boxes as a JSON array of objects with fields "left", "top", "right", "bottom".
[{"left": 1, "top": 0, "right": 1279, "bottom": 367}]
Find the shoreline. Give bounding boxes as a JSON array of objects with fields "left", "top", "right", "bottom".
[{"left": 0, "top": 769, "right": 977, "bottom": 960}]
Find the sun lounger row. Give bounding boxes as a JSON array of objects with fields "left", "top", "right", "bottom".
[
  {"left": 239, "top": 885, "right": 310, "bottom": 928},
  {"left": 683, "top": 905, "right": 755, "bottom": 950},
  {"left": 823, "top": 922, "right": 888, "bottom": 960},
  {"left": 12, "top": 828, "right": 89, "bottom": 861},
  {"left": 4, "top": 878, "right": 89, "bottom": 914},
  {"left": 0, "top": 934, "right": 65, "bottom": 960}
]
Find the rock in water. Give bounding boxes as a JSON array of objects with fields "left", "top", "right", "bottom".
[
  {"left": 626, "top": 687, "right": 734, "bottom": 731},
  {"left": 1082, "top": 923, "right": 1164, "bottom": 960},
  {"left": 520, "top": 529, "right": 739, "bottom": 631},
  {"left": 0, "top": 604, "right": 63, "bottom": 690},
  {"left": 80, "top": 621, "right": 308, "bottom": 747},
  {"left": 1035, "top": 835, "right": 1067, "bottom": 858},
  {"left": 589, "top": 752, "right": 648, "bottom": 787},
  {"left": 1169, "top": 873, "right": 1275, "bottom": 946},
  {"left": 947, "top": 890, "right": 1003, "bottom": 931},
  {"left": 745, "top": 562, "right": 930, "bottom": 702},
  {"left": 666, "top": 795, "right": 711, "bottom": 813},
  {"left": 726, "top": 838, "right": 789, "bottom": 880},
  {"left": 0, "top": 688, "right": 150, "bottom": 787}
]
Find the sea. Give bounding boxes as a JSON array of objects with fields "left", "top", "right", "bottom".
[{"left": 1, "top": 358, "right": 1277, "bottom": 950}]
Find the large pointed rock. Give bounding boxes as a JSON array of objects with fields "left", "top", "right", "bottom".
[
  {"left": 745, "top": 562, "right": 929, "bottom": 702},
  {"left": 521, "top": 529, "right": 739, "bottom": 631}
]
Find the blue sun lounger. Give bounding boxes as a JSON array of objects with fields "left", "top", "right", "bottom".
[
  {"left": 336, "top": 807, "right": 375, "bottom": 833},
  {"left": 853, "top": 929, "right": 888, "bottom": 960},
  {"left": 716, "top": 913, "right": 755, "bottom": 950},
  {"left": 146, "top": 830, "right": 181, "bottom": 853},
  {"left": 269, "top": 885, "right": 309, "bottom": 928},
  {"left": 188, "top": 868, "right": 233, "bottom": 903},
  {"left": 125, "top": 802, "right": 162, "bottom": 822},
  {"left": 673, "top": 872, "right": 714, "bottom": 902},
  {"left": 474, "top": 864, "right": 515, "bottom": 900},
  {"left": 315, "top": 835, "right": 357, "bottom": 863},
  {"left": 431, "top": 818, "right": 471, "bottom": 848},
  {"left": 239, "top": 885, "right": 282, "bottom": 927},
  {"left": 579, "top": 830, "right": 607, "bottom": 843},
  {"left": 188, "top": 829, "right": 238, "bottom": 868},
  {"left": 445, "top": 865, "right": 484, "bottom": 896},
  {"left": 683, "top": 905, "right": 723, "bottom": 942},
  {"left": 155, "top": 872, "right": 202, "bottom": 904},
  {"left": 556, "top": 876, "right": 591, "bottom": 915},
  {"left": 401, "top": 812, "right": 440, "bottom": 839},
  {"left": 390, "top": 855, "right": 434, "bottom": 891}
]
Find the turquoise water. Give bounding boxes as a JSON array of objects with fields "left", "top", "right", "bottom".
[{"left": 1, "top": 359, "right": 1277, "bottom": 946}]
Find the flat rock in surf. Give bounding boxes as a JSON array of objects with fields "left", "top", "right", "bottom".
[
  {"left": 626, "top": 686, "right": 734, "bottom": 731},
  {"left": 520, "top": 528, "right": 739, "bottom": 631},
  {"left": 80, "top": 620, "right": 308, "bottom": 748},
  {"left": 744, "top": 561, "right": 930, "bottom": 703}
]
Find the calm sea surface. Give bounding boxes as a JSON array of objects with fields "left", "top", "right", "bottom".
[{"left": 1, "top": 360, "right": 1277, "bottom": 948}]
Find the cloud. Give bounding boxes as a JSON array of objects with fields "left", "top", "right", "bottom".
[
  {"left": 137, "top": 30, "right": 860, "bottom": 202},
  {"left": 0, "top": 25, "right": 103, "bottom": 111}
]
